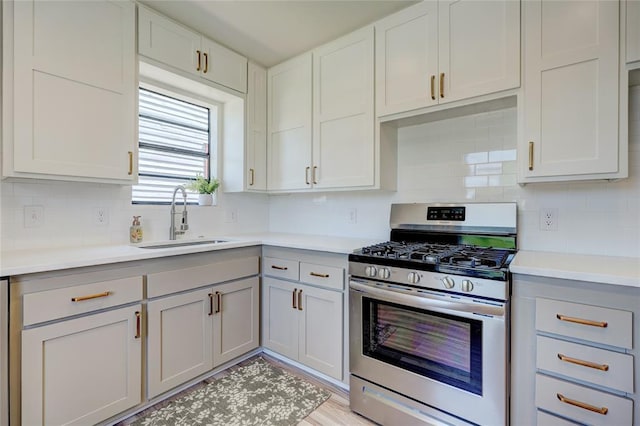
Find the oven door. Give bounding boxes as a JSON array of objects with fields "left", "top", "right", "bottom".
[{"left": 349, "top": 278, "right": 508, "bottom": 426}]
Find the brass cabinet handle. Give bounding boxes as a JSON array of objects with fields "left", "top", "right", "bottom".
[
  {"left": 128, "top": 151, "right": 133, "bottom": 175},
  {"left": 312, "top": 166, "right": 318, "bottom": 184},
  {"left": 556, "top": 314, "right": 608, "bottom": 328},
  {"left": 215, "top": 291, "right": 221, "bottom": 313},
  {"left": 203, "top": 52, "right": 209, "bottom": 73},
  {"left": 557, "top": 353, "right": 609, "bottom": 371},
  {"left": 292, "top": 289, "right": 297, "bottom": 309},
  {"left": 249, "top": 168, "right": 255, "bottom": 186},
  {"left": 528, "top": 141, "right": 534, "bottom": 171},
  {"left": 439, "top": 72, "right": 445, "bottom": 98},
  {"left": 305, "top": 167, "right": 310, "bottom": 185},
  {"left": 71, "top": 291, "right": 111, "bottom": 302},
  {"left": 134, "top": 311, "right": 141, "bottom": 339},
  {"left": 208, "top": 293, "right": 214, "bottom": 316},
  {"left": 271, "top": 265, "right": 288, "bottom": 271},
  {"left": 557, "top": 393, "right": 608, "bottom": 415},
  {"left": 297, "top": 289, "right": 303, "bottom": 311},
  {"left": 310, "top": 272, "right": 330, "bottom": 278},
  {"left": 196, "top": 50, "right": 201, "bottom": 71},
  {"left": 430, "top": 75, "right": 436, "bottom": 100}
]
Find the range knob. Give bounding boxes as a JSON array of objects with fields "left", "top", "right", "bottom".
[
  {"left": 407, "top": 272, "right": 420, "bottom": 284},
  {"left": 461, "top": 279, "right": 474, "bottom": 292},
  {"left": 442, "top": 276, "right": 455, "bottom": 289},
  {"left": 378, "top": 268, "right": 391, "bottom": 279},
  {"left": 364, "top": 266, "right": 378, "bottom": 278}
]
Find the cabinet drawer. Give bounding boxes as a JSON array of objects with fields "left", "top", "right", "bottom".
[
  {"left": 23, "top": 276, "right": 142, "bottom": 326},
  {"left": 537, "top": 410, "right": 581, "bottom": 426},
  {"left": 536, "top": 374, "right": 633, "bottom": 426},
  {"left": 147, "top": 256, "right": 259, "bottom": 298},
  {"left": 537, "top": 335, "right": 634, "bottom": 393},
  {"left": 536, "top": 298, "right": 632, "bottom": 349},
  {"left": 263, "top": 257, "right": 299, "bottom": 281},
  {"left": 299, "top": 262, "right": 344, "bottom": 290}
]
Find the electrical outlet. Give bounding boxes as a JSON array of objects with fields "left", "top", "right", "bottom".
[
  {"left": 348, "top": 208, "right": 358, "bottom": 224},
  {"left": 225, "top": 208, "right": 238, "bottom": 223},
  {"left": 539, "top": 208, "right": 558, "bottom": 231},
  {"left": 24, "top": 205, "right": 44, "bottom": 228},
  {"left": 94, "top": 207, "right": 109, "bottom": 226}
]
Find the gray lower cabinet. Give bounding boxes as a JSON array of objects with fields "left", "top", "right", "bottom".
[
  {"left": 261, "top": 246, "right": 346, "bottom": 381},
  {"left": 511, "top": 274, "right": 639, "bottom": 426}
]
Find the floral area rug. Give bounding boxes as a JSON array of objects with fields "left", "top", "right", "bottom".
[{"left": 131, "top": 358, "right": 330, "bottom": 426}]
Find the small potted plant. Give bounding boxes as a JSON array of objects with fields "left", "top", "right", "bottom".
[{"left": 185, "top": 174, "right": 220, "bottom": 206}]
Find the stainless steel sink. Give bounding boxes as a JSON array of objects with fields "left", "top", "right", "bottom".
[{"left": 138, "top": 239, "right": 229, "bottom": 249}]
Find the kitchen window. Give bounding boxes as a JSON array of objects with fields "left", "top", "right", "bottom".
[{"left": 132, "top": 87, "right": 218, "bottom": 204}]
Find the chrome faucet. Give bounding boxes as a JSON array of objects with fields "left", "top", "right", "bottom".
[{"left": 169, "top": 185, "right": 189, "bottom": 240}]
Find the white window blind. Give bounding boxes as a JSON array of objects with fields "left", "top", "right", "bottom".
[{"left": 133, "top": 88, "right": 211, "bottom": 204}]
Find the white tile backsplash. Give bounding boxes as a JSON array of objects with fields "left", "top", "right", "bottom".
[
  {"left": 269, "top": 86, "right": 640, "bottom": 258},
  {"left": 3, "top": 88, "right": 639, "bottom": 257}
]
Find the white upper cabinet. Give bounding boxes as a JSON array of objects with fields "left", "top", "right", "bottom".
[
  {"left": 376, "top": 0, "right": 520, "bottom": 117},
  {"left": 520, "top": 0, "right": 627, "bottom": 182},
  {"left": 246, "top": 62, "right": 268, "bottom": 191},
  {"left": 4, "top": 0, "right": 136, "bottom": 182},
  {"left": 138, "top": 5, "right": 247, "bottom": 93},
  {"left": 267, "top": 53, "right": 313, "bottom": 191},
  {"left": 312, "top": 26, "right": 375, "bottom": 189},
  {"left": 627, "top": 0, "right": 640, "bottom": 64}
]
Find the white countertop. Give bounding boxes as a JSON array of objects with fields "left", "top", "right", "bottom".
[
  {"left": 510, "top": 250, "right": 640, "bottom": 288},
  {"left": 0, "top": 233, "right": 379, "bottom": 277}
]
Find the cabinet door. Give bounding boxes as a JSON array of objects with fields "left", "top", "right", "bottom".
[
  {"left": 627, "top": 0, "right": 640, "bottom": 64},
  {"left": 375, "top": 1, "right": 438, "bottom": 116},
  {"left": 12, "top": 0, "right": 136, "bottom": 181},
  {"left": 147, "top": 289, "right": 213, "bottom": 398},
  {"left": 246, "top": 62, "right": 268, "bottom": 191},
  {"left": 212, "top": 277, "right": 259, "bottom": 366},
  {"left": 438, "top": 0, "right": 520, "bottom": 103},
  {"left": 138, "top": 5, "right": 201, "bottom": 76},
  {"left": 298, "top": 285, "right": 343, "bottom": 380},
  {"left": 201, "top": 38, "right": 248, "bottom": 93},
  {"left": 262, "top": 278, "right": 299, "bottom": 360},
  {"left": 313, "top": 27, "right": 375, "bottom": 189},
  {"left": 21, "top": 305, "right": 142, "bottom": 426},
  {"left": 522, "top": 0, "right": 620, "bottom": 179},
  {"left": 267, "top": 53, "right": 313, "bottom": 191}
]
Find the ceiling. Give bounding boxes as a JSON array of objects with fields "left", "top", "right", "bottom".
[{"left": 139, "top": 0, "right": 418, "bottom": 67}]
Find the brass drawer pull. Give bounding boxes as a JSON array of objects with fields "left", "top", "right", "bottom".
[
  {"left": 430, "top": 75, "right": 435, "bottom": 100},
  {"left": 215, "top": 291, "right": 221, "bottom": 313},
  {"left": 203, "top": 52, "right": 209, "bottom": 73},
  {"left": 196, "top": 50, "right": 201, "bottom": 71},
  {"left": 71, "top": 291, "right": 111, "bottom": 302},
  {"left": 297, "top": 289, "right": 303, "bottom": 311},
  {"left": 271, "top": 265, "right": 288, "bottom": 271},
  {"left": 557, "top": 353, "right": 609, "bottom": 371},
  {"left": 134, "top": 311, "right": 141, "bottom": 339},
  {"left": 208, "top": 293, "right": 214, "bottom": 316},
  {"left": 556, "top": 314, "right": 608, "bottom": 328},
  {"left": 557, "top": 393, "right": 608, "bottom": 415},
  {"left": 310, "top": 272, "right": 330, "bottom": 278},
  {"left": 439, "top": 72, "right": 445, "bottom": 98},
  {"left": 127, "top": 151, "right": 133, "bottom": 175},
  {"left": 528, "top": 141, "right": 534, "bottom": 171},
  {"left": 292, "top": 289, "right": 297, "bottom": 309}
]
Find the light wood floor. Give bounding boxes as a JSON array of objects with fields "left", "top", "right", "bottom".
[{"left": 119, "top": 353, "right": 376, "bottom": 426}]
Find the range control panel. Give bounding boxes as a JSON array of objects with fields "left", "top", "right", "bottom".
[{"left": 427, "top": 206, "right": 466, "bottom": 221}]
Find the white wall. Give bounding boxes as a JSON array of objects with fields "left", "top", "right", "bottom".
[
  {"left": 269, "top": 86, "right": 640, "bottom": 258},
  {"left": 0, "top": 181, "right": 269, "bottom": 251}
]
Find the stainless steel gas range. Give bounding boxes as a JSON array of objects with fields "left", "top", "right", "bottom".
[{"left": 349, "top": 202, "right": 517, "bottom": 426}]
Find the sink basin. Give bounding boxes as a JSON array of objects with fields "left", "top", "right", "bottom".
[{"left": 138, "top": 239, "right": 229, "bottom": 249}]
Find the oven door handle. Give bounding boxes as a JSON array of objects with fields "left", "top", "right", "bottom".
[{"left": 350, "top": 280, "right": 505, "bottom": 318}]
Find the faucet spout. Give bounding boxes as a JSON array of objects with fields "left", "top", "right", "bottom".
[{"left": 169, "top": 185, "right": 189, "bottom": 240}]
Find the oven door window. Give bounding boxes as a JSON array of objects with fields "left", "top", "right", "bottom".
[{"left": 362, "top": 297, "right": 482, "bottom": 395}]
